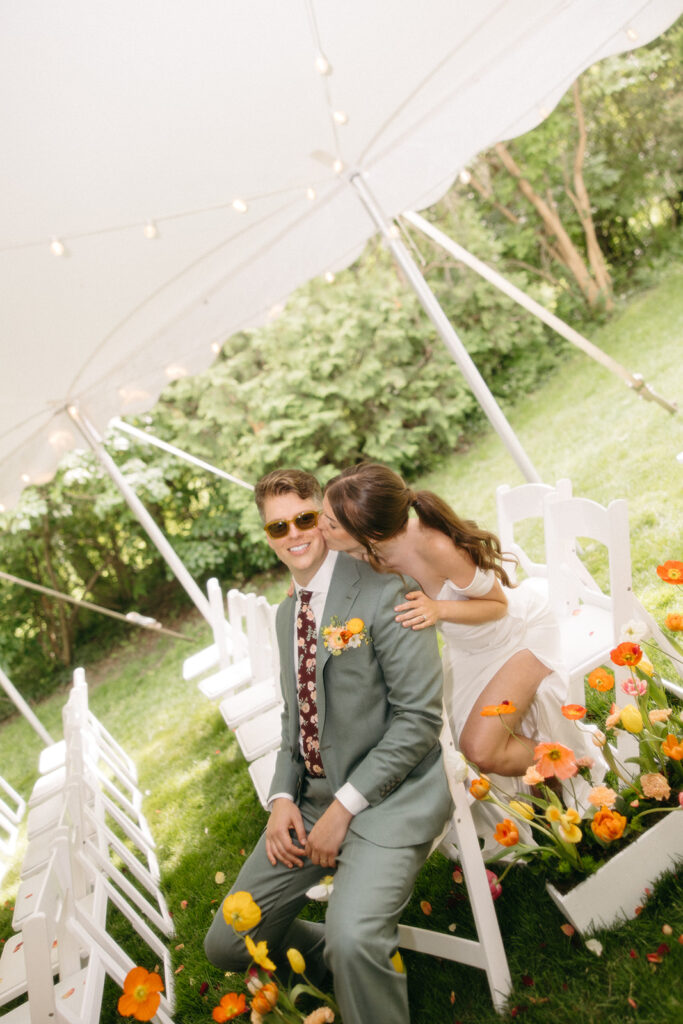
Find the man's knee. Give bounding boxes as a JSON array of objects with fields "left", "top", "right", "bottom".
[
  {"left": 325, "top": 905, "right": 383, "bottom": 970},
  {"left": 204, "top": 912, "right": 249, "bottom": 972}
]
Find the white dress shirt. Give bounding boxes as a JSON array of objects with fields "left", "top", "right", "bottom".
[{"left": 270, "top": 549, "right": 369, "bottom": 816}]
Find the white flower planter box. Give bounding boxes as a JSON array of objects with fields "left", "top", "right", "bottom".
[{"left": 546, "top": 809, "right": 683, "bottom": 935}]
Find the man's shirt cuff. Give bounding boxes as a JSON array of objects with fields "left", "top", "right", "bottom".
[
  {"left": 335, "top": 782, "right": 369, "bottom": 815},
  {"left": 267, "top": 791, "right": 295, "bottom": 811}
]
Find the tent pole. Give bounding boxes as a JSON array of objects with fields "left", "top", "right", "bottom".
[
  {"left": 67, "top": 406, "right": 212, "bottom": 624},
  {"left": 350, "top": 173, "right": 542, "bottom": 484},
  {"left": 403, "top": 210, "right": 677, "bottom": 415},
  {"left": 0, "top": 665, "right": 53, "bottom": 745}
]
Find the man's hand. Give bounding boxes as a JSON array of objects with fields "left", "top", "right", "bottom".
[
  {"left": 265, "top": 798, "right": 308, "bottom": 868},
  {"left": 394, "top": 590, "right": 439, "bottom": 629},
  {"left": 304, "top": 799, "right": 352, "bottom": 868}
]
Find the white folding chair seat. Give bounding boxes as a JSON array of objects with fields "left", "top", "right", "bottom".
[
  {"left": 0, "top": 775, "right": 26, "bottom": 824},
  {"left": 248, "top": 749, "right": 279, "bottom": 811},
  {"left": 235, "top": 704, "right": 283, "bottom": 761},
  {"left": 220, "top": 680, "right": 280, "bottom": 729},
  {"left": 198, "top": 657, "right": 252, "bottom": 700}
]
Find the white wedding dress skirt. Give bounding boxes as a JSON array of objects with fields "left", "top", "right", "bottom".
[{"left": 439, "top": 577, "right": 605, "bottom": 852}]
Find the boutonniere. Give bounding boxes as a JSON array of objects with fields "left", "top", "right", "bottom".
[{"left": 322, "top": 616, "right": 371, "bottom": 655}]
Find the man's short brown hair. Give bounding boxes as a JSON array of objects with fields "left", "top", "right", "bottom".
[{"left": 254, "top": 468, "right": 322, "bottom": 520}]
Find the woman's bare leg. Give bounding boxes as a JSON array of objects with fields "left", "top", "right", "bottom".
[{"left": 458, "top": 650, "right": 551, "bottom": 776}]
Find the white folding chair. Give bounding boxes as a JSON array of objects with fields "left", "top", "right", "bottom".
[
  {"left": 495, "top": 479, "right": 573, "bottom": 591},
  {"left": 220, "top": 597, "right": 281, "bottom": 728},
  {"left": 397, "top": 717, "right": 511, "bottom": 1014},
  {"left": 0, "top": 775, "right": 26, "bottom": 824},
  {"left": 234, "top": 704, "right": 283, "bottom": 761},
  {"left": 248, "top": 749, "right": 279, "bottom": 811},
  {"left": 182, "top": 576, "right": 233, "bottom": 682},
  {"left": 196, "top": 587, "right": 253, "bottom": 701}
]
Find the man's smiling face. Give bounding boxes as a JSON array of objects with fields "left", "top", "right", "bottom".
[{"left": 262, "top": 491, "right": 327, "bottom": 586}]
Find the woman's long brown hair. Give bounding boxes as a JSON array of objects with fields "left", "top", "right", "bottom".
[{"left": 324, "top": 462, "right": 516, "bottom": 587}]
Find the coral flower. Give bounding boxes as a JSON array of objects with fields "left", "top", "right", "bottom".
[
  {"left": 245, "top": 935, "right": 276, "bottom": 972},
  {"left": 302, "top": 1009, "right": 335, "bottom": 1024},
  {"left": 286, "top": 948, "right": 306, "bottom": 974},
  {"left": 588, "top": 785, "right": 617, "bottom": 808},
  {"left": 117, "top": 967, "right": 164, "bottom": 1021},
  {"left": 605, "top": 703, "right": 621, "bottom": 729},
  {"left": 661, "top": 733, "right": 683, "bottom": 760},
  {"left": 587, "top": 667, "right": 614, "bottom": 692},
  {"left": 522, "top": 764, "right": 545, "bottom": 786},
  {"left": 222, "top": 891, "right": 262, "bottom": 932},
  {"left": 469, "top": 776, "right": 491, "bottom": 800},
  {"left": 665, "top": 612, "right": 683, "bottom": 631},
  {"left": 640, "top": 773, "right": 671, "bottom": 801},
  {"left": 649, "top": 708, "right": 672, "bottom": 724},
  {"left": 493, "top": 819, "right": 519, "bottom": 847},
  {"left": 656, "top": 560, "right": 683, "bottom": 583},
  {"left": 480, "top": 700, "right": 517, "bottom": 716},
  {"left": 610, "top": 642, "right": 642, "bottom": 667},
  {"left": 533, "top": 742, "right": 578, "bottom": 780},
  {"left": 591, "top": 729, "right": 607, "bottom": 748},
  {"left": 561, "top": 704, "right": 586, "bottom": 720},
  {"left": 620, "top": 704, "right": 644, "bottom": 734},
  {"left": 591, "top": 806, "right": 627, "bottom": 842},
  {"left": 251, "top": 982, "right": 278, "bottom": 1016},
  {"left": 212, "top": 993, "right": 247, "bottom": 1022}
]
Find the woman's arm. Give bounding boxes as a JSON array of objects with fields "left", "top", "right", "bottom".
[{"left": 395, "top": 533, "right": 508, "bottom": 630}]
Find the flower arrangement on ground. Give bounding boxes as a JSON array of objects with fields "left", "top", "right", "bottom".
[
  {"left": 470, "top": 564, "right": 683, "bottom": 889},
  {"left": 211, "top": 891, "right": 340, "bottom": 1024}
]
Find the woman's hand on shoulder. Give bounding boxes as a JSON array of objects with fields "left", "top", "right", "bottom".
[{"left": 394, "top": 590, "right": 439, "bottom": 629}]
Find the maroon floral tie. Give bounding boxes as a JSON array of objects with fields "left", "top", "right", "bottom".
[{"left": 296, "top": 589, "right": 325, "bottom": 777}]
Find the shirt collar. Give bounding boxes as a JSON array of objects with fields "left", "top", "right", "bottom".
[{"left": 295, "top": 549, "right": 338, "bottom": 600}]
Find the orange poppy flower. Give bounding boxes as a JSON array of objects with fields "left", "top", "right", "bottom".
[
  {"left": 661, "top": 733, "right": 683, "bottom": 761},
  {"left": 480, "top": 700, "right": 517, "bottom": 717},
  {"left": 561, "top": 704, "right": 587, "bottom": 720},
  {"left": 610, "top": 642, "right": 642, "bottom": 667},
  {"left": 656, "top": 560, "right": 683, "bottom": 583},
  {"left": 665, "top": 612, "right": 683, "bottom": 631},
  {"left": 587, "top": 667, "right": 614, "bottom": 692},
  {"left": 469, "top": 776, "right": 491, "bottom": 800},
  {"left": 533, "top": 742, "right": 578, "bottom": 780},
  {"left": 591, "top": 805, "right": 627, "bottom": 842},
  {"left": 212, "top": 993, "right": 247, "bottom": 1022},
  {"left": 251, "top": 982, "right": 278, "bottom": 1016},
  {"left": 118, "top": 967, "right": 164, "bottom": 1021},
  {"left": 493, "top": 819, "right": 519, "bottom": 847}
]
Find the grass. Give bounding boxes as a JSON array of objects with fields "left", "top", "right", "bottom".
[{"left": 1, "top": 265, "right": 682, "bottom": 1023}]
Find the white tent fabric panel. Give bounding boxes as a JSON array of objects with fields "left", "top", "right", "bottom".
[{"left": 1, "top": 0, "right": 681, "bottom": 509}]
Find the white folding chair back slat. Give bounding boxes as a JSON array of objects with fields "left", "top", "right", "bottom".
[
  {"left": 496, "top": 479, "right": 572, "bottom": 585},
  {"left": 0, "top": 775, "right": 26, "bottom": 824}
]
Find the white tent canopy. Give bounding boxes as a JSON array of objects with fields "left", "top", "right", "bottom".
[{"left": 2, "top": 0, "right": 682, "bottom": 510}]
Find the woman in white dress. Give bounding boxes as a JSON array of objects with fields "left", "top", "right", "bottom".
[{"left": 320, "top": 462, "right": 598, "bottom": 785}]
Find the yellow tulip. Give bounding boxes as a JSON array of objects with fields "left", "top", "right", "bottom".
[
  {"left": 620, "top": 704, "right": 644, "bottom": 734},
  {"left": 390, "top": 950, "right": 405, "bottom": 973},
  {"left": 509, "top": 800, "right": 534, "bottom": 821},
  {"left": 286, "top": 948, "right": 306, "bottom": 974}
]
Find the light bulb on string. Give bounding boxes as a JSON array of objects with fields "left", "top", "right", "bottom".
[
  {"left": 306, "top": 187, "right": 317, "bottom": 201},
  {"left": 211, "top": 341, "right": 221, "bottom": 355},
  {"left": 50, "top": 237, "right": 66, "bottom": 256},
  {"left": 324, "top": 271, "right": 335, "bottom": 283},
  {"left": 143, "top": 221, "right": 159, "bottom": 240},
  {"left": 232, "top": 198, "right": 248, "bottom": 213},
  {"left": 458, "top": 169, "right": 471, "bottom": 185},
  {"left": 21, "top": 473, "right": 31, "bottom": 484},
  {"left": 626, "top": 27, "right": 638, "bottom": 41},
  {"left": 333, "top": 159, "right": 344, "bottom": 174},
  {"left": 314, "top": 54, "right": 332, "bottom": 75},
  {"left": 333, "top": 110, "right": 348, "bottom": 126}
]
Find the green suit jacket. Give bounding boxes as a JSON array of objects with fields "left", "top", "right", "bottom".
[{"left": 269, "top": 552, "right": 453, "bottom": 847}]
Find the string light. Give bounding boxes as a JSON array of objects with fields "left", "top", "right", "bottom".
[
  {"left": 67, "top": 404, "right": 79, "bottom": 417},
  {"left": 21, "top": 473, "right": 31, "bottom": 483},
  {"left": 314, "top": 54, "right": 332, "bottom": 75},
  {"left": 50, "top": 237, "right": 66, "bottom": 256},
  {"left": 48, "top": 429, "right": 73, "bottom": 450},
  {"left": 0, "top": 504, "right": 5, "bottom": 513},
  {"left": 232, "top": 198, "right": 248, "bottom": 213},
  {"left": 165, "top": 364, "right": 187, "bottom": 380},
  {"left": 306, "top": 187, "right": 316, "bottom": 200},
  {"left": 333, "top": 110, "right": 348, "bottom": 125},
  {"left": 626, "top": 26, "right": 638, "bottom": 41},
  {"left": 459, "top": 169, "right": 471, "bottom": 185},
  {"left": 333, "top": 159, "right": 344, "bottom": 174},
  {"left": 387, "top": 224, "right": 400, "bottom": 239},
  {"left": 267, "top": 303, "right": 284, "bottom": 320},
  {"left": 324, "top": 271, "right": 335, "bottom": 283},
  {"left": 210, "top": 341, "right": 221, "bottom": 354},
  {"left": 143, "top": 220, "right": 159, "bottom": 239},
  {"left": 539, "top": 104, "right": 550, "bottom": 118}
]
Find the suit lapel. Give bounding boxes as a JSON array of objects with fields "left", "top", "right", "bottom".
[{"left": 316, "top": 554, "right": 362, "bottom": 735}]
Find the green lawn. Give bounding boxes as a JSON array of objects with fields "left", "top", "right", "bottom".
[{"left": 1, "top": 266, "right": 682, "bottom": 1023}]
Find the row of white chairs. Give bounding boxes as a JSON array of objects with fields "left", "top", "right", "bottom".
[
  {"left": 496, "top": 480, "right": 683, "bottom": 703},
  {"left": 0, "top": 669, "right": 176, "bottom": 1024}
]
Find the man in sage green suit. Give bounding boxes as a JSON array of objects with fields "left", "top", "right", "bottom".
[{"left": 204, "top": 469, "right": 452, "bottom": 1024}]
